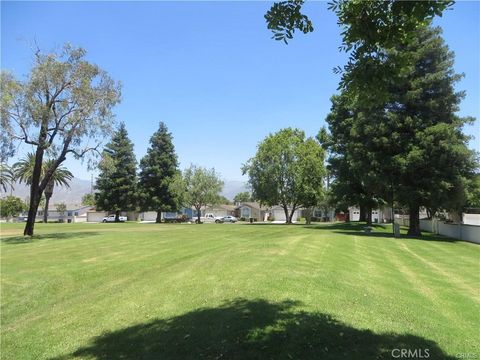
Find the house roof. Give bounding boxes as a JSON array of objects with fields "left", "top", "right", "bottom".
[
  {"left": 47, "top": 204, "right": 93, "bottom": 211},
  {"left": 236, "top": 202, "right": 263, "bottom": 211}
]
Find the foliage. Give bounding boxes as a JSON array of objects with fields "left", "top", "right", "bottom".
[
  {"left": 55, "top": 202, "right": 67, "bottom": 214},
  {"left": 0, "top": 44, "right": 121, "bottom": 235},
  {"left": 95, "top": 123, "right": 137, "bottom": 221},
  {"left": 265, "top": 0, "right": 454, "bottom": 105},
  {"left": 264, "top": 0, "right": 313, "bottom": 44},
  {"left": 13, "top": 152, "right": 73, "bottom": 222},
  {"left": 81, "top": 193, "right": 96, "bottom": 207},
  {"left": 382, "top": 26, "right": 477, "bottom": 234},
  {"left": 218, "top": 196, "right": 232, "bottom": 205},
  {"left": 0, "top": 163, "right": 15, "bottom": 193},
  {"left": 243, "top": 128, "right": 325, "bottom": 223},
  {"left": 465, "top": 174, "right": 480, "bottom": 209},
  {"left": 183, "top": 165, "right": 224, "bottom": 223},
  {"left": 55, "top": 202, "right": 67, "bottom": 222},
  {"left": 233, "top": 192, "right": 252, "bottom": 203},
  {"left": 323, "top": 26, "right": 478, "bottom": 234},
  {"left": 13, "top": 153, "right": 73, "bottom": 188},
  {"left": 138, "top": 122, "right": 180, "bottom": 222},
  {"left": 0, "top": 196, "right": 26, "bottom": 218}
]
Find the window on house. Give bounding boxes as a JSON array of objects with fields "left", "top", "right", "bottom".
[
  {"left": 74, "top": 212, "right": 78, "bottom": 216},
  {"left": 67, "top": 211, "right": 72, "bottom": 216},
  {"left": 241, "top": 207, "right": 250, "bottom": 218}
]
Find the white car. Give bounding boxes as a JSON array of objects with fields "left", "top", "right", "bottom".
[
  {"left": 102, "top": 214, "right": 127, "bottom": 223},
  {"left": 222, "top": 215, "right": 237, "bottom": 223},
  {"left": 192, "top": 213, "right": 224, "bottom": 223}
]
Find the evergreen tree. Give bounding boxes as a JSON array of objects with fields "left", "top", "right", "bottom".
[
  {"left": 324, "top": 26, "right": 478, "bottom": 234},
  {"left": 95, "top": 123, "right": 138, "bottom": 222},
  {"left": 322, "top": 95, "right": 385, "bottom": 225},
  {"left": 138, "top": 122, "right": 179, "bottom": 223},
  {"left": 383, "top": 26, "right": 478, "bottom": 235}
]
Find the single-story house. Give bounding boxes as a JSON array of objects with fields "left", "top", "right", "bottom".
[
  {"left": 348, "top": 206, "right": 394, "bottom": 223},
  {"left": 138, "top": 207, "right": 195, "bottom": 222},
  {"left": 20, "top": 204, "right": 93, "bottom": 223},
  {"left": 301, "top": 208, "right": 335, "bottom": 222},
  {"left": 269, "top": 205, "right": 301, "bottom": 223},
  {"left": 203, "top": 204, "right": 236, "bottom": 218},
  {"left": 235, "top": 202, "right": 266, "bottom": 221}
]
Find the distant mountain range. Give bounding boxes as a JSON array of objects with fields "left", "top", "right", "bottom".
[{"left": 5, "top": 178, "right": 248, "bottom": 204}]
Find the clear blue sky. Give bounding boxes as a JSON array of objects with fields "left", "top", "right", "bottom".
[{"left": 2, "top": 1, "right": 479, "bottom": 181}]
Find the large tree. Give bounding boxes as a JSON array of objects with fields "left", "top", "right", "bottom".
[
  {"left": 382, "top": 26, "right": 478, "bottom": 235},
  {"left": 1, "top": 45, "right": 120, "bottom": 235},
  {"left": 13, "top": 153, "right": 73, "bottom": 223},
  {"left": 183, "top": 165, "right": 223, "bottom": 224},
  {"left": 325, "top": 27, "right": 478, "bottom": 235},
  {"left": 95, "top": 123, "right": 137, "bottom": 222},
  {"left": 321, "top": 96, "right": 384, "bottom": 225},
  {"left": 0, "top": 196, "right": 26, "bottom": 221},
  {"left": 138, "top": 122, "right": 180, "bottom": 223},
  {"left": 243, "top": 128, "right": 325, "bottom": 224}
]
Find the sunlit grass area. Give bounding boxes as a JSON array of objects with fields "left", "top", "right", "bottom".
[{"left": 1, "top": 222, "right": 478, "bottom": 359}]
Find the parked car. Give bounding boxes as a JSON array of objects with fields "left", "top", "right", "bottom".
[
  {"left": 222, "top": 215, "right": 237, "bottom": 223},
  {"left": 163, "top": 214, "right": 189, "bottom": 223},
  {"left": 102, "top": 214, "right": 127, "bottom": 223},
  {"left": 192, "top": 213, "right": 224, "bottom": 224}
]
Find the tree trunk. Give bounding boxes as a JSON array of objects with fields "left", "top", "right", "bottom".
[
  {"left": 196, "top": 207, "right": 202, "bottom": 224},
  {"left": 283, "top": 205, "right": 290, "bottom": 224},
  {"left": 305, "top": 208, "right": 313, "bottom": 225},
  {"left": 359, "top": 205, "right": 366, "bottom": 222},
  {"left": 43, "top": 181, "right": 54, "bottom": 223},
  {"left": 43, "top": 194, "right": 51, "bottom": 223},
  {"left": 156, "top": 211, "right": 162, "bottom": 223},
  {"left": 366, "top": 206, "right": 372, "bottom": 226},
  {"left": 407, "top": 204, "right": 421, "bottom": 236},
  {"left": 24, "top": 147, "right": 46, "bottom": 236},
  {"left": 288, "top": 207, "right": 297, "bottom": 224},
  {"left": 115, "top": 210, "right": 120, "bottom": 222}
]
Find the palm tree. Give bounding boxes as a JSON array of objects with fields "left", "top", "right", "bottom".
[
  {"left": 13, "top": 153, "right": 73, "bottom": 223},
  {"left": 0, "top": 163, "right": 15, "bottom": 193}
]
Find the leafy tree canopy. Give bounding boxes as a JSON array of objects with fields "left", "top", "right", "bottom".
[
  {"left": 81, "top": 193, "right": 96, "bottom": 206},
  {"left": 233, "top": 192, "right": 252, "bottom": 203},
  {"left": 0, "top": 196, "right": 26, "bottom": 219},
  {"left": 0, "top": 44, "right": 120, "bottom": 235},
  {"left": 243, "top": 128, "right": 325, "bottom": 223},
  {"left": 183, "top": 165, "right": 224, "bottom": 223}
]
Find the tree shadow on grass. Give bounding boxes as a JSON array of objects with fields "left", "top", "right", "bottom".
[
  {"left": 303, "top": 222, "right": 458, "bottom": 243},
  {"left": 1, "top": 231, "right": 101, "bottom": 244},
  {"left": 54, "top": 298, "right": 454, "bottom": 360}
]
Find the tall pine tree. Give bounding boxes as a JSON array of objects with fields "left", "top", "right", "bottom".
[
  {"left": 384, "top": 26, "right": 477, "bottom": 235},
  {"left": 95, "top": 123, "right": 138, "bottom": 222},
  {"left": 138, "top": 122, "right": 180, "bottom": 223}
]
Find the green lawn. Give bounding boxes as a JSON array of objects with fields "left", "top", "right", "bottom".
[{"left": 1, "top": 222, "right": 478, "bottom": 359}]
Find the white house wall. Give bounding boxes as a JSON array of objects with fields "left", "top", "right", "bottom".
[{"left": 273, "top": 209, "right": 299, "bottom": 222}]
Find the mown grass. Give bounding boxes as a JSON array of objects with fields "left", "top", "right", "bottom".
[{"left": 1, "top": 222, "right": 478, "bottom": 359}]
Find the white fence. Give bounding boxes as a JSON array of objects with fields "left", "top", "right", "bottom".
[
  {"left": 418, "top": 219, "right": 479, "bottom": 244},
  {"left": 394, "top": 215, "right": 479, "bottom": 244}
]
